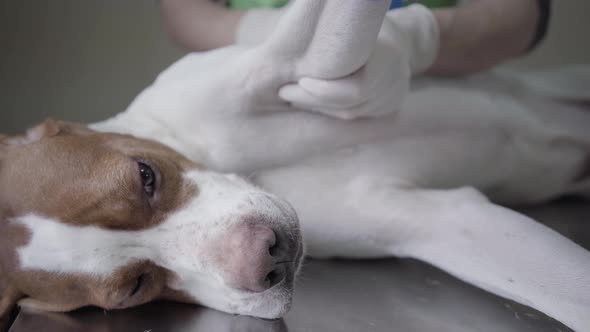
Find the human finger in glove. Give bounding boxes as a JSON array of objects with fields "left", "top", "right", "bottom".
[{"left": 278, "top": 4, "right": 438, "bottom": 119}]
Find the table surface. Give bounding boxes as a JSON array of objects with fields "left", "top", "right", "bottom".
[{"left": 8, "top": 198, "right": 589, "bottom": 332}]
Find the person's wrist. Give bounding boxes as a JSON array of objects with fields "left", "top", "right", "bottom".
[{"left": 385, "top": 4, "right": 440, "bottom": 74}]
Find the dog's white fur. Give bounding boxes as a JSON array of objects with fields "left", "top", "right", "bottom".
[{"left": 15, "top": 0, "right": 589, "bottom": 330}]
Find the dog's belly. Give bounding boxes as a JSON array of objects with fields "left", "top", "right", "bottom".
[{"left": 254, "top": 82, "right": 590, "bottom": 205}]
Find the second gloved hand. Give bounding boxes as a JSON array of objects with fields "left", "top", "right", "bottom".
[{"left": 278, "top": 4, "right": 439, "bottom": 120}]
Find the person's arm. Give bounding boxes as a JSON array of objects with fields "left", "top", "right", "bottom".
[
  {"left": 159, "top": 0, "right": 245, "bottom": 51},
  {"left": 161, "top": 0, "right": 550, "bottom": 76},
  {"left": 428, "top": 0, "right": 544, "bottom": 75}
]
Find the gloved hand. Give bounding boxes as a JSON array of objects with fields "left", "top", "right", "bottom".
[{"left": 278, "top": 4, "right": 439, "bottom": 119}]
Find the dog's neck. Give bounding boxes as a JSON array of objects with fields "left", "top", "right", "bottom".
[
  {"left": 0, "top": 212, "right": 9, "bottom": 292},
  {"left": 0, "top": 177, "right": 15, "bottom": 281},
  {"left": 0, "top": 209, "right": 20, "bottom": 282},
  {"left": 0, "top": 151, "right": 14, "bottom": 277},
  {"left": 0, "top": 203, "right": 23, "bottom": 327},
  {"left": 0, "top": 146, "right": 29, "bottom": 313}
]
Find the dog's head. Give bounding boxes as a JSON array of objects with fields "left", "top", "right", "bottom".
[{"left": 0, "top": 120, "right": 303, "bottom": 319}]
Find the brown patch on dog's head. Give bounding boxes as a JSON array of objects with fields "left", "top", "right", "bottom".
[
  {"left": 0, "top": 120, "right": 201, "bottom": 318},
  {"left": 0, "top": 119, "right": 199, "bottom": 230}
]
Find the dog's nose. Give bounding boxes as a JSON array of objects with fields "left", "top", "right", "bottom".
[{"left": 226, "top": 223, "right": 287, "bottom": 293}]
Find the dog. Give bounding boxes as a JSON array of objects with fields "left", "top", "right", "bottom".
[
  {"left": 0, "top": 120, "right": 304, "bottom": 326},
  {"left": 1, "top": 0, "right": 590, "bottom": 331}
]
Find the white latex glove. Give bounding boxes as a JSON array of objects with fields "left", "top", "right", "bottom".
[{"left": 278, "top": 4, "right": 439, "bottom": 120}]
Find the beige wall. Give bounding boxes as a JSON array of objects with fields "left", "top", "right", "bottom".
[
  {"left": 510, "top": 0, "right": 590, "bottom": 68},
  {"left": 0, "top": 1, "right": 589, "bottom": 133},
  {"left": 0, "top": 1, "right": 183, "bottom": 134}
]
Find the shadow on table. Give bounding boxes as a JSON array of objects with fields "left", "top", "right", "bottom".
[{"left": 13, "top": 301, "right": 287, "bottom": 332}]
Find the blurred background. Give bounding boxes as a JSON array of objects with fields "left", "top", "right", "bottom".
[{"left": 0, "top": 0, "right": 589, "bottom": 133}]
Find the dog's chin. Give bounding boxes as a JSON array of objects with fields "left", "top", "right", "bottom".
[{"left": 232, "top": 281, "right": 296, "bottom": 319}]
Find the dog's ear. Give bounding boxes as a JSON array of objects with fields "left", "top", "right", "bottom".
[
  {"left": 0, "top": 224, "right": 23, "bottom": 329},
  {"left": 0, "top": 119, "right": 62, "bottom": 147},
  {"left": 0, "top": 119, "right": 95, "bottom": 148}
]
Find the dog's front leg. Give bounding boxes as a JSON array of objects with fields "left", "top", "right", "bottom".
[
  {"left": 93, "top": 0, "right": 392, "bottom": 173},
  {"left": 255, "top": 170, "right": 590, "bottom": 331}
]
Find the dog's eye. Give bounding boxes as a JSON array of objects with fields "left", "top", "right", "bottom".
[
  {"left": 138, "top": 162, "right": 156, "bottom": 197},
  {"left": 130, "top": 273, "right": 145, "bottom": 297}
]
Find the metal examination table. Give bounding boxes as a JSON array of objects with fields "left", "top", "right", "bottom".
[{"left": 7, "top": 198, "right": 588, "bottom": 332}]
